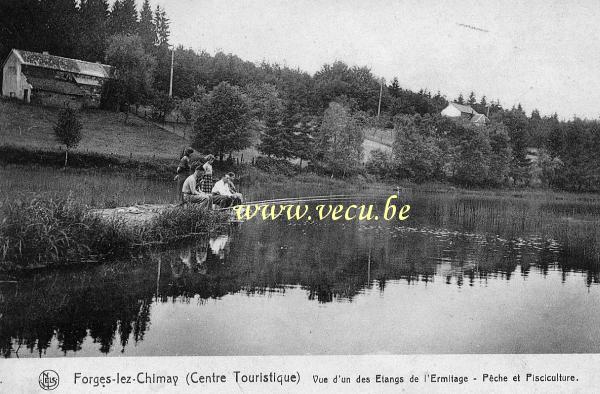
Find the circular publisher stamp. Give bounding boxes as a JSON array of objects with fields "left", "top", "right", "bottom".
[{"left": 39, "top": 370, "right": 59, "bottom": 391}]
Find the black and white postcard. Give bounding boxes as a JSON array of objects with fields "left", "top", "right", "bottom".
[{"left": 1, "top": 0, "right": 599, "bottom": 392}]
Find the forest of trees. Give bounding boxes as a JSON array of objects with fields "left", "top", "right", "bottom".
[{"left": 1, "top": 0, "right": 600, "bottom": 191}]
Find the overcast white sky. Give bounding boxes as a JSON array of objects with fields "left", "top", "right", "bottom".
[{"left": 141, "top": 0, "right": 600, "bottom": 119}]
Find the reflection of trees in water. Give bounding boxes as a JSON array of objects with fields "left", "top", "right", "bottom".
[
  {"left": 1, "top": 206, "right": 599, "bottom": 357},
  {"left": 227, "top": 219, "right": 600, "bottom": 299},
  {"left": 0, "top": 261, "right": 154, "bottom": 358}
]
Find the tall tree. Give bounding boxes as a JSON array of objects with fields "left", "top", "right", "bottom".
[
  {"left": 314, "top": 61, "right": 383, "bottom": 114},
  {"left": 314, "top": 102, "right": 363, "bottom": 176},
  {"left": 244, "top": 82, "right": 284, "bottom": 122},
  {"left": 492, "top": 107, "right": 530, "bottom": 185},
  {"left": 137, "top": 0, "right": 156, "bottom": 50},
  {"left": 388, "top": 77, "right": 400, "bottom": 98},
  {"left": 107, "top": 0, "right": 138, "bottom": 36},
  {"left": 102, "top": 34, "right": 156, "bottom": 109},
  {"left": 154, "top": 5, "right": 170, "bottom": 47},
  {"left": 467, "top": 91, "right": 476, "bottom": 106},
  {"left": 175, "top": 87, "right": 204, "bottom": 137},
  {"left": 431, "top": 91, "right": 448, "bottom": 113},
  {"left": 290, "top": 115, "right": 318, "bottom": 168},
  {"left": 192, "top": 82, "right": 252, "bottom": 161},
  {"left": 456, "top": 93, "right": 465, "bottom": 104},
  {"left": 150, "top": 5, "right": 172, "bottom": 92},
  {"left": 453, "top": 124, "right": 492, "bottom": 186},
  {"left": 392, "top": 114, "right": 444, "bottom": 182},
  {"left": 40, "top": 0, "right": 79, "bottom": 58},
  {"left": 78, "top": 0, "right": 109, "bottom": 62},
  {"left": 487, "top": 122, "right": 512, "bottom": 185},
  {"left": 258, "top": 110, "right": 291, "bottom": 159},
  {"left": 257, "top": 98, "right": 301, "bottom": 160},
  {"left": 0, "top": 0, "right": 43, "bottom": 62}
]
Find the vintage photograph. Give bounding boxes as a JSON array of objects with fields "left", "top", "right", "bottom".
[{"left": 1, "top": 0, "right": 599, "bottom": 359}]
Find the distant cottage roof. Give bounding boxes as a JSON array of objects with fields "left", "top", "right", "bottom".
[
  {"left": 471, "top": 113, "right": 488, "bottom": 123},
  {"left": 441, "top": 102, "right": 489, "bottom": 125},
  {"left": 449, "top": 102, "right": 477, "bottom": 115},
  {"left": 9, "top": 49, "right": 113, "bottom": 79}
]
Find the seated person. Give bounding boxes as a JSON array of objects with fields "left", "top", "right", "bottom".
[
  {"left": 211, "top": 172, "right": 243, "bottom": 207},
  {"left": 225, "top": 172, "right": 243, "bottom": 204},
  {"left": 181, "top": 164, "right": 212, "bottom": 208}
]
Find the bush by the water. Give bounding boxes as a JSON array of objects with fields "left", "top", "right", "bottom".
[{"left": 0, "top": 196, "right": 227, "bottom": 270}]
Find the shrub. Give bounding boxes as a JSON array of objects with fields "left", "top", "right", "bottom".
[
  {"left": 254, "top": 156, "right": 299, "bottom": 177},
  {"left": 54, "top": 108, "right": 82, "bottom": 167},
  {"left": 366, "top": 149, "right": 394, "bottom": 179}
]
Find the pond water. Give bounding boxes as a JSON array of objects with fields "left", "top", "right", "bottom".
[{"left": 1, "top": 192, "right": 600, "bottom": 357}]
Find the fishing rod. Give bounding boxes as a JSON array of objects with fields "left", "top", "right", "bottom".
[
  {"left": 244, "top": 194, "right": 391, "bottom": 206},
  {"left": 217, "top": 193, "right": 395, "bottom": 211}
]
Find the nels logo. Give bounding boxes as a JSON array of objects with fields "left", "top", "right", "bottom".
[{"left": 38, "top": 370, "right": 59, "bottom": 391}]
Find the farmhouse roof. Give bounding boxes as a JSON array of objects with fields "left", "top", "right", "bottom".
[{"left": 9, "top": 49, "right": 113, "bottom": 79}]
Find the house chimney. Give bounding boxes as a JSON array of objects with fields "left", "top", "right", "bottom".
[{"left": 42, "top": 51, "right": 49, "bottom": 55}]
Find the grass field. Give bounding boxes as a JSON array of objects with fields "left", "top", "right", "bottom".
[
  {"left": 0, "top": 100, "right": 392, "bottom": 166},
  {"left": 0, "top": 100, "right": 188, "bottom": 161}
]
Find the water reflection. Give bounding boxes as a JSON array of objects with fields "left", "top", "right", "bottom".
[{"left": 1, "top": 196, "right": 600, "bottom": 357}]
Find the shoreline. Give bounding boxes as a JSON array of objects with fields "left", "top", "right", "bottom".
[
  {"left": 3, "top": 144, "right": 600, "bottom": 199},
  {"left": 0, "top": 196, "right": 230, "bottom": 272}
]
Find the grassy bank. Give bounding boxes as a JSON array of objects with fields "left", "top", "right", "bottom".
[
  {"left": 0, "top": 196, "right": 228, "bottom": 271},
  {"left": 0, "top": 143, "right": 399, "bottom": 209},
  {"left": 0, "top": 99, "right": 187, "bottom": 160},
  {"left": 0, "top": 145, "right": 175, "bottom": 177}
]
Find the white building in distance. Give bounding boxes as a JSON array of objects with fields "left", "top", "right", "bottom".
[{"left": 441, "top": 102, "right": 489, "bottom": 125}]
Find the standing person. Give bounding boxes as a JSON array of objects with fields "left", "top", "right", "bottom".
[
  {"left": 182, "top": 164, "right": 212, "bottom": 208},
  {"left": 175, "top": 147, "right": 194, "bottom": 203},
  {"left": 201, "top": 154, "right": 215, "bottom": 194}
]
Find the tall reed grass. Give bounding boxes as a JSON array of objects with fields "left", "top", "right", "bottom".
[
  {"left": 0, "top": 195, "right": 227, "bottom": 270},
  {"left": 415, "top": 192, "right": 600, "bottom": 265}
]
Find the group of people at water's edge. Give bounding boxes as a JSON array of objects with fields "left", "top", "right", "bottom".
[{"left": 174, "top": 147, "right": 243, "bottom": 209}]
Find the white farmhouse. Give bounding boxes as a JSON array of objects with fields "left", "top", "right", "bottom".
[{"left": 2, "top": 49, "right": 113, "bottom": 109}]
